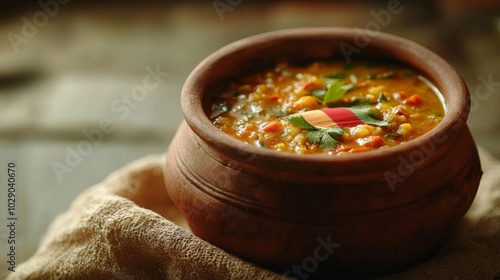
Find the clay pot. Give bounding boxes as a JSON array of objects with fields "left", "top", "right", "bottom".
[{"left": 163, "top": 28, "right": 482, "bottom": 279}]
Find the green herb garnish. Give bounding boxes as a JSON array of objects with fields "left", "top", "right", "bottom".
[
  {"left": 286, "top": 116, "right": 316, "bottom": 130},
  {"left": 286, "top": 116, "right": 345, "bottom": 150},
  {"left": 384, "top": 132, "right": 400, "bottom": 139},
  {"left": 322, "top": 72, "right": 346, "bottom": 79},
  {"left": 349, "top": 107, "right": 389, "bottom": 126},
  {"left": 343, "top": 64, "right": 354, "bottom": 71},
  {"left": 323, "top": 80, "right": 353, "bottom": 104},
  {"left": 306, "top": 128, "right": 345, "bottom": 150},
  {"left": 311, "top": 78, "right": 353, "bottom": 104},
  {"left": 377, "top": 93, "right": 389, "bottom": 103}
]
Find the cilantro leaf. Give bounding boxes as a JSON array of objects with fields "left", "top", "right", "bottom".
[
  {"left": 384, "top": 132, "right": 400, "bottom": 139},
  {"left": 322, "top": 72, "right": 346, "bottom": 80},
  {"left": 320, "top": 75, "right": 340, "bottom": 85},
  {"left": 377, "top": 93, "right": 389, "bottom": 103},
  {"left": 306, "top": 127, "right": 345, "bottom": 150},
  {"left": 287, "top": 114, "right": 347, "bottom": 150},
  {"left": 343, "top": 64, "right": 354, "bottom": 71},
  {"left": 325, "top": 127, "right": 345, "bottom": 138},
  {"left": 323, "top": 80, "right": 351, "bottom": 104},
  {"left": 349, "top": 107, "right": 389, "bottom": 126},
  {"left": 286, "top": 116, "right": 316, "bottom": 130},
  {"left": 319, "top": 133, "right": 339, "bottom": 150}
]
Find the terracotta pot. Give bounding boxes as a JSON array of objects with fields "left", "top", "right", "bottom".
[{"left": 163, "top": 28, "right": 482, "bottom": 279}]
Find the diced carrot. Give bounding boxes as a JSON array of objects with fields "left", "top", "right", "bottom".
[
  {"left": 405, "top": 94, "right": 422, "bottom": 106},
  {"left": 363, "top": 135, "right": 384, "bottom": 148},
  {"left": 262, "top": 121, "right": 283, "bottom": 133},
  {"left": 262, "top": 137, "right": 279, "bottom": 146},
  {"left": 302, "top": 80, "right": 323, "bottom": 91},
  {"left": 269, "top": 93, "right": 280, "bottom": 101}
]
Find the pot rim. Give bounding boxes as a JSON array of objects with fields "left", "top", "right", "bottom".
[{"left": 181, "top": 27, "right": 470, "bottom": 165}]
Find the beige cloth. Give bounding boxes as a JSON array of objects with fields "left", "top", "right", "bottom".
[{"left": 7, "top": 148, "right": 500, "bottom": 280}]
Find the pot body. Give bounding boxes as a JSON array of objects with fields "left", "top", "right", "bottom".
[
  {"left": 164, "top": 120, "right": 481, "bottom": 279},
  {"left": 163, "top": 28, "right": 482, "bottom": 279}
]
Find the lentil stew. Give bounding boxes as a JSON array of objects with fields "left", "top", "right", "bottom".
[{"left": 211, "top": 60, "right": 445, "bottom": 155}]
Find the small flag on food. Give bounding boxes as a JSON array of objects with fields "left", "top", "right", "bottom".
[{"left": 287, "top": 107, "right": 388, "bottom": 129}]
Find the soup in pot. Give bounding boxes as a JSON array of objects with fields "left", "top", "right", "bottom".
[{"left": 211, "top": 60, "right": 445, "bottom": 155}]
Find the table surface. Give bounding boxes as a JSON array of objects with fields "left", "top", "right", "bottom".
[{"left": 0, "top": 1, "right": 498, "bottom": 276}]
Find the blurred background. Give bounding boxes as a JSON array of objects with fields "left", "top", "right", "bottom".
[{"left": 0, "top": 0, "right": 498, "bottom": 277}]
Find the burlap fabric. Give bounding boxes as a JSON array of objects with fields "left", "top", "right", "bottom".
[{"left": 7, "top": 147, "right": 500, "bottom": 280}]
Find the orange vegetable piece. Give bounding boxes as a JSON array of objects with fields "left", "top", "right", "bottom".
[
  {"left": 362, "top": 136, "right": 385, "bottom": 148},
  {"left": 262, "top": 121, "right": 283, "bottom": 133},
  {"left": 269, "top": 93, "right": 280, "bottom": 101},
  {"left": 303, "top": 81, "right": 323, "bottom": 91},
  {"left": 405, "top": 94, "right": 422, "bottom": 106}
]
